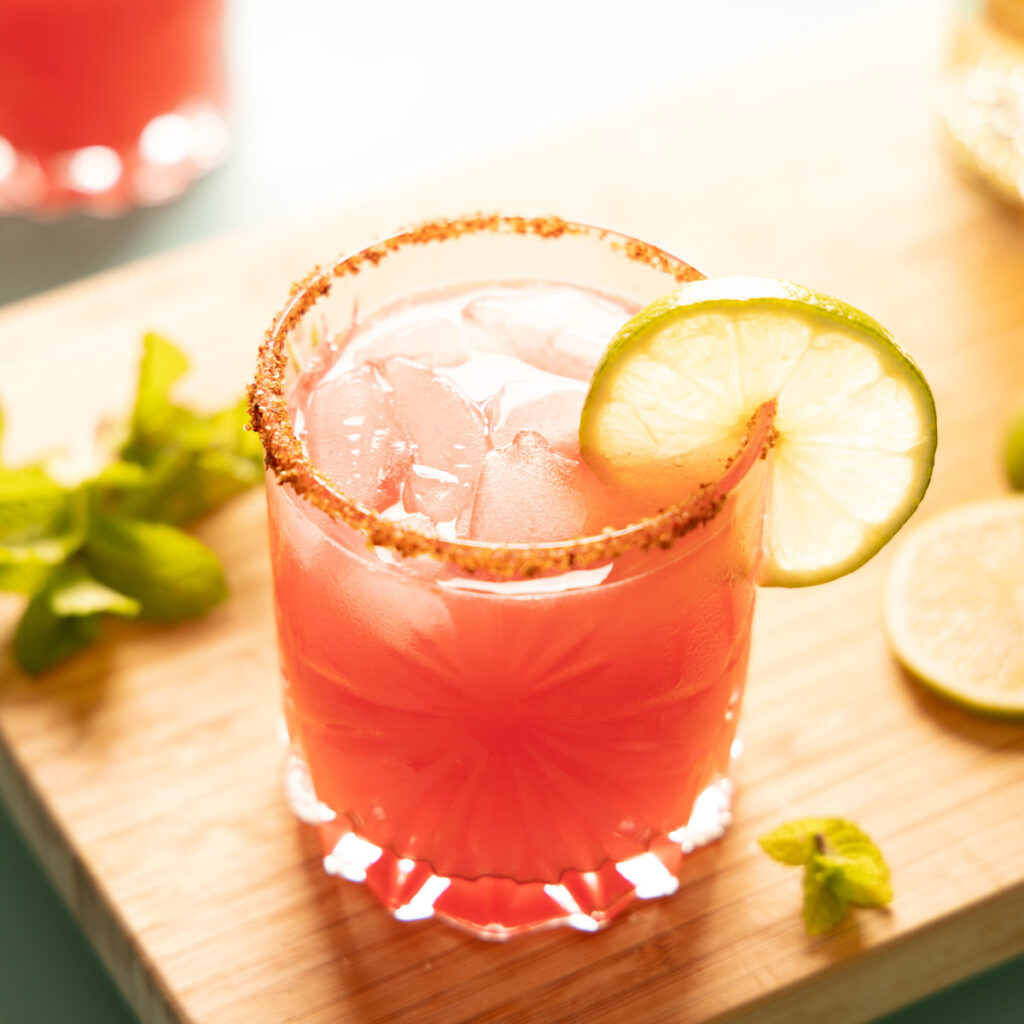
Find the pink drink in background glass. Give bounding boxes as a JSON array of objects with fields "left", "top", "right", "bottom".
[
  {"left": 0, "top": 0, "right": 227, "bottom": 214},
  {"left": 251, "top": 216, "right": 774, "bottom": 937}
]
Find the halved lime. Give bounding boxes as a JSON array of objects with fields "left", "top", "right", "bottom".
[
  {"left": 883, "top": 497, "right": 1024, "bottom": 718},
  {"left": 579, "top": 277, "right": 937, "bottom": 586}
]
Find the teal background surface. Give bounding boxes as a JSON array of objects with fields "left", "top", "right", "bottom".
[{"left": 1, "top": 2, "right": 1021, "bottom": 1021}]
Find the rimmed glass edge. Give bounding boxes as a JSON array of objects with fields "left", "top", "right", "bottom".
[{"left": 248, "top": 212, "right": 775, "bottom": 578}]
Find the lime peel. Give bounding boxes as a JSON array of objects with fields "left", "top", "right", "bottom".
[{"left": 1004, "top": 400, "right": 1024, "bottom": 491}]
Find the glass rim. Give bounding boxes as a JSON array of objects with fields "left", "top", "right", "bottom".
[{"left": 248, "top": 212, "right": 775, "bottom": 577}]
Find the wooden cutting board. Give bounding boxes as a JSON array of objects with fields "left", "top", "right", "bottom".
[{"left": 2, "top": 3, "right": 1024, "bottom": 1022}]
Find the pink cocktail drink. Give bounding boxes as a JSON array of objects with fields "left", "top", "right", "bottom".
[{"left": 251, "top": 216, "right": 773, "bottom": 936}]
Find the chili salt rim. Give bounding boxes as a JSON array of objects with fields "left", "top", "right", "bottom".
[{"left": 248, "top": 213, "right": 775, "bottom": 578}]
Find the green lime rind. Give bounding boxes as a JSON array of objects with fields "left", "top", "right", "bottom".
[
  {"left": 891, "top": 656, "right": 1024, "bottom": 721},
  {"left": 1004, "top": 400, "right": 1024, "bottom": 491},
  {"left": 580, "top": 276, "right": 938, "bottom": 588}
]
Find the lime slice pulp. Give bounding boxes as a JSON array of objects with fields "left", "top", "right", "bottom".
[
  {"left": 579, "top": 277, "right": 937, "bottom": 586},
  {"left": 884, "top": 497, "right": 1024, "bottom": 718}
]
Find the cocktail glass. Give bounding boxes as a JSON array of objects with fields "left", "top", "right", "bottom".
[
  {"left": 249, "top": 214, "right": 775, "bottom": 938},
  {"left": 0, "top": 0, "right": 228, "bottom": 215}
]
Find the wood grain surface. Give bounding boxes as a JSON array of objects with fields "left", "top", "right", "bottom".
[{"left": 2, "top": 3, "right": 1024, "bottom": 1022}]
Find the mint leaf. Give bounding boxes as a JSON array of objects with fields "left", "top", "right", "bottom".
[
  {"left": 758, "top": 819, "right": 824, "bottom": 866},
  {"left": 0, "top": 533, "right": 81, "bottom": 594},
  {"left": 803, "top": 860, "right": 848, "bottom": 934},
  {"left": 173, "top": 447, "right": 262, "bottom": 523},
  {"left": 93, "top": 449, "right": 192, "bottom": 522},
  {"left": 0, "top": 465, "right": 69, "bottom": 539},
  {"left": 811, "top": 818, "right": 893, "bottom": 906},
  {"left": 48, "top": 561, "right": 141, "bottom": 619},
  {"left": 0, "top": 474, "right": 85, "bottom": 594},
  {"left": 181, "top": 397, "right": 262, "bottom": 457},
  {"left": 13, "top": 578, "right": 101, "bottom": 675},
  {"left": 760, "top": 816, "right": 892, "bottom": 935},
  {"left": 102, "top": 434, "right": 261, "bottom": 526},
  {"left": 93, "top": 458, "right": 150, "bottom": 491},
  {"left": 129, "top": 332, "right": 190, "bottom": 445},
  {"left": 84, "top": 515, "right": 227, "bottom": 622}
]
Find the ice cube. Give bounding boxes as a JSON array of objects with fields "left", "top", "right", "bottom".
[
  {"left": 349, "top": 314, "right": 469, "bottom": 368},
  {"left": 379, "top": 508, "right": 436, "bottom": 533},
  {"left": 301, "top": 363, "right": 411, "bottom": 511},
  {"left": 383, "top": 357, "right": 489, "bottom": 524},
  {"left": 373, "top": 511, "right": 463, "bottom": 579},
  {"left": 484, "top": 379, "right": 587, "bottom": 457},
  {"left": 465, "top": 285, "right": 630, "bottom": 381},
  {"left": 465, "top": 431, "right": 591, "bottom": 543}
]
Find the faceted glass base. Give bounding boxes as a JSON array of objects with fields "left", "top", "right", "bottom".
[
  {"left": 0, "top": 103, "right": 228, "bottom": 217},
  {"left": 285, "top": 745, "right": 735, "bottom": 940}
]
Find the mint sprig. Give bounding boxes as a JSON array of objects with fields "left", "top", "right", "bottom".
[
  {"left": 759, "top": 817, "right": 892, "bottom": 935},
  {"left": 1, "top": 333, "right": 263, "bottom": 674},
  {"left": 98, "top": 333, "right": 263, "bottom": 525}
]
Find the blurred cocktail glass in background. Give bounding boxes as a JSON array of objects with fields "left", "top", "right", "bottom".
[{"left": 0, "top": 0, "right": 228, "bottom": 216}]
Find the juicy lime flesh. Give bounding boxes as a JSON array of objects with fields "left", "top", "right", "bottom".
[
  {"left": 579, "top": 279, "right": 937, "bottom": 586},
  {"left": 884, "top": 498, "right": 1024, "bottom": 717}
]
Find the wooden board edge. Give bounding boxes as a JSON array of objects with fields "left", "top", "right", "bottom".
[
  {"left": 0, "top": 726, "right": 187, "bottom": 1024},
  {"left": 716, "top": 886, "right": 1024, "bottom": 1024}
]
